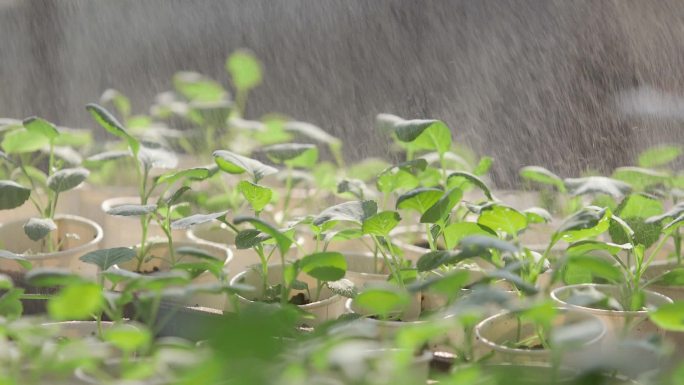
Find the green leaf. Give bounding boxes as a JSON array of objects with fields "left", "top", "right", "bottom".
[
  {"left": 612, "top": 167, "right": 669, "bottom": 191},
  {"left": 556, "top": 207, "right": 610, "bottom": 242},
  {"left": 262, "top": 143, "right": 317, "bottom": 164},
  {"left": 664, "top": 214, "right": 684, "bottom": 233},
  {"left": 213, "top": 150, "right": 277, "bottom": 182},
  {"left": 173, "top": 71, "right": 227, "bottom": 102},
  {"left": 138, "top": 142, "right": 178, "bottom": 170},
  {"left": 396, "top": 187, "right": 443, "bottom": 214},
  {"left": 564, "top": 254, "right": 623, "bottom": 283},
  {"left": 394, "top": 119, "right": 452, "bottom": 154},
  {"left": 102, "top": 324, "right": 151, "bottom": 353},
  {"left": 48, "top": 282, "right": 103, "bottom": 321},
  {"left": 226, "top": 49, "right": 263, "bottom": 91},
  {"left": 299, "top": 251, "right": 347, "bottom": 282},
  {"left": 649, "top": 302, "right": 684, "bottom": 332},
  {"left": 616, "top": 194, "right": 663, "bottom": 219},
  {"left": 86, "top": 103, "right": 140, "bottom": 156},
  {"left": 362, "top": 211, "right": 401, "bottom": 237},
  {"left": 235, "top": 228, "right": 270, "bottom": 249},
  {"left": 420, "top": 188, "right": 462, "bottom": 224},
  {"left": 519, "top": 166, "right": 566, "bottom": 192},
  {"left": 353, "top": 285, "right": 410, "bottom": 318},
  {"left": 485, "top": 270, "right": 538, "bottom": 296},
  {"left": 638, "top": 145, "right": 682, "bottom": 168},
  {"left": 106, "top": 204, "right": 157, "bottom": 217},
  {"left": 0, "top": 289, "right": 23, "bottom": 320},
  {"left": 409, "top": 269, "right": 470, "bottom": 295},
  {"left": 157, "top": 167, "right": 211, "bottom": 185},
  {"left": 566, "top": 240, "right": 631, "bottom": 256},
  {"left": 474, "top": 156, "right": 494, "bottom": 176},
  {"left": 101, "top": 88, "right": 131, "bottom": 118},
  {"left": 523, "top": 207, "right": 552, "bottom": 224},
  {"left": 1, "top": 128, "right": 49, "bottom": 154},
  {"left": 171, "top": 211, "right": 228, "bottom": 230},
  {"left": 53, "top": 128, "right": 92, "bottom": 148},
  {"left": 477, "top": 204, "right": 528, "bottom": 235},
  {"left": 652, "top": 268, "right": 684, "bottom": 286},
  {"left": 23, "top": 218, "right": 56, "bottom": 241},
  {"left": 47, "top": 167, "right": 89, "bottom": 193},
  {"left": 0, "top": 180, "right": 30, "bottom": 210},
  {"left": 237, "top": 180, "right": 272, "bottom": 212},
  {"left": 233, "top": 216, "right": 293, "bottom": 255},
  {"left": 84, "top": 150, "right": 131, "bottom": 165},
  {"left": 442, "top": 222, "right": 496, "bottom": 250},
  {"left": 79, "top": 247, "right": 136, "bottom": 271},
  {"left": 416, "top": 250, "right": 462, "bottom": 271},
  {"left": 460, "top": 235, "right": 519, "bottom": 253},
  {"left": 0, "top": 250, "right": 31, "bottom": 270},
  {"left": 23, "top": 116, "right": 59, "bottom": 140},
  {"left": 313, "top": 200, "right": 377, "bottom": 227},
  {"left": 564, "top": 176, "right": 631, "bottom": 198},
  {"left": 447, "top": 171, "right": 493, "bottom": 199},
  {"left": 646, "top": 203, "right": 684, "bottom": 224}
]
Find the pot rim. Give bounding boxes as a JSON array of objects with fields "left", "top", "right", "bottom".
[
  {"left": 343, "top": 297, "right": 427, "bottom": 326},
  {"left": 342, "top": 251, "right": 391, "bottom": 279},
  {"left": 474, "top": 307, "right": 606, "bottom": 356},
  {"left": 113, "top": 240, "right": 233, "bottom": 275},
  {"left": 230, "top": 266, "right": 343, "bottom": 309},
  {"left": 550, "top": 283, "right": 673, "bottom": 316},
  {"left": 0, "top": 214, "right": 103, "bottom": 260}
]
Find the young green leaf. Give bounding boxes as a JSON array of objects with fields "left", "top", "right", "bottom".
[
  {"left": 299, "top": 251, "right": 347, "bottom": 282},
  {"left": 447, "top": 171, "right": 493, "bottom": 199},
  {"left": 171, "top": 211, "right": 228, "bottom": 230},
  {"left": 474, "top": 156, "right": 494, "bottom": 176},
  {"left": 563, "top": 254, "right": 623, "bottom": 283},
  {"left": 394, "top": 119, "right": 452, "bottom": 154},
  {"left": 235, "top": 228, "right": 271, "bottom": 249},
  {"left": 0, "top": 180, "right": 30, "bottom": 210},
  {"left": 23, "top": 218, "right": 57, "bottom": 241},
  {"left": 362, "top": 211, "right": 401, "bottom": 237},
  {"left": 213, "top": 150, "right": 277, "bottom": 182},
  {"left": 101, "top": 88, "right": 131, "bottom": 118},
  {"left": 523, "top": 207, "right": 552, "bottom": 224},
  {"left": 48, "top": 282, "right": 103, "bottom": 321},
  {"left": 86, "top": 103, "right": 140, "bottom": 155},
  {"left": 638, "top": 145, "right": 682, "bottom": 168},
  {"left": 566, "top": 240, "right": 631, "bottom": 256},
  {"left": 102, "top": 324, "right": 152, "bottom": 353},
  {"left": 262, "top": 143, "right": 316, "bottom": 164},
  {"left": 84, "top": 150, "right": 131, "bottom": 165},
  {"left": 649, "top": 302, "right": 684, "bottom": 332},
  {"left": 519, "top": 166, "right": 566, "bottom": 192},
  {"left": 47, "top": 167, "right": 89, "bottom": 193},
  {"left": 233, "top": 216, "right": 293, "bottom": 255},
  {"left": 1, "top": 128, "right": 49, "bottom": 154},
  {"left": 396, "top": 187, "right": 443, "bottom": 214},
  {"left": 612, "top": 167, "right": 669, "bottom": 191},
  {"left": 556, "top": 207, "right": 610, "bottom": 242},
  {"left": 353, "top": 285, "right": 410, "bottom": 318},
  {"left": 23, "top": 116, "right": 60, "bottom": 140},
  {"left": 226, "top": 49, "right": 263, "bottom": 91},
  {"left": 442, "top": 222, "right": 496, "bottom": 250},
  {"left": 157, "top": 167, "right": 211, "bottom": 185},
  {"left": 237, "top": 180, "right": 272, "bottom": 212},
  {"left": 477, "top": 204, "right": 528, "bottom": 235},
  {"left": 79, "top": 247, "right": 136, "bottom": 271},
  {"left": 420, "top": 188, "right": 463, "bottom": 224},
  {"left": 313, "top": 200, "right": 378, "bottom": 227},
  {"left": 25, "top": 268, "right": 85, "bottom": 287},
  {"left": 564, "top": 176, "right": 631, "bottom": 198},
  {"left": 138, "top": 142, "right": 178, "bottom": 170},
  {"left": 173, "top": 71, "right": 227, "bottom": 102}
]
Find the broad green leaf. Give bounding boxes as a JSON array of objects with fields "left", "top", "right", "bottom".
[
  {"left": 1, "top": 129, "right": 49, "bottom": 154},
  {"left": 338, "top": 179, "right": 371, "bottom": 199},
  {"left": 79, "top": 247, "right": 136, "bottom": 271},
  {"left": 638, "top": 145, "right": 682, "bottom": 168},
  {"left": 237, "top": 181, "right": 272, "bottom": 213},
  {"left": 157, "top": 167, "right": 211, "bottom": 185},
  {"left": 48, "top": 282, "right": 103, "bottom": 321},
  {"left": 23, "top": 218, "right": 56, "bottom": 241},
  {"left": 47, "top": 167, "right": 89, "bottom": 193},
  {"left": 23, "top": 116, "right": 59, "bottom": 140},
  {"left": 652, "top": 268, "right": 684, "bottom": 286},
  {"left": 616, "top": 194, "right": 663, "bottom": 219},
  {"left": 442, "top": 222, "right": 496, "bottom": 250},
  {"left": 362, "top": 211, "right": 401, "bottom": 237},
  {"left": 649, "top": 302, "right": 684, "bottom": 332},
  {"left": 664, "top": 214, "right": 684, "bottom": 233},
  {"left": 0, "top": 180, "right": 30, "bottom": 210},
  {"left": 646, "top": 203, "right": 684, "bottom": 224},
  {"left": 173, "top": 71, "right": 227, "bottom": 102},
  {"left": 409, "top": 269, "right": 470, "bottom": 296},
  {"left": 353, "top": 285, "right": 410, "bottom": 318},
  {"left": 609, "top": 196, "right": 662, "bottom": 247},
  {"left": 226, "top": 50, "right": 263, "bottom": 91},
  {"left": 171, "top": 211, "right": 228, "bottom": 230},
  {"left": 396, "top": 187, "right": 443, "bottom": 214},
  {"left": 299, "top": 251, "right": 347, "bottom": 282},
  {"left": 106, "top": 204, "right": 157, "bottom": 216},
  {"left": 564, "top": 176, "right": 631, "bottom": 198},
  {"left": 564, "top": 254, "right": 623, "bottom": 283},
  {"left": 0, "top": 289, "right": 23, "bottom": 320},
  {"left": 416, "top": 250, "right": 462, "bottom": 271},
  {"left": 138, "top": 142, "right": 178, "bottom": 170},
  {"left": 519, "top": 166, "right": 565, "bottom": 192},
  {"left": 213, "top": 150, "right": 277, "bottom": 182},
  {"left": 165, "top": 186, "right": 192, "bottom": 206},
  {"left": 460, "top": 235, "right": 519, "bottom": 253},
  {"left": 566, "top": 240, "right": 631, "bottom": 256},
  {"left": 376, "top": 169, "right": 419, "bottom": 194},
  {"left": 556, "top": 207, "right": 610, "bottom": 242},
  {"left": 313, "top": 200, "right": 377, "bottom": 227},
  {"left": 235, "top": 229, "right": 270, "bottom": 249},
  {"left": 420, "top": 188, "right": 462, "bottom": 224},
  {"left": 86, "top": 103, "right": 140, "bottom": 155},
  {"left": 485, "top": 269, "right": 538, "bottom": 295},
  {"left": 53, "top": 128, "right": 92, "bottom": 148},
  {"left": 233, "top": 216, "right": 293, "bottom": 255},
  {"left": 0, "top": 250, "right": 31, "bottom": 269},
  {"left": 447, "top": 171, "right": 492, "bottom": 199},
  {"left": 612, "top": 167, "right": 669, "bottom": 191},
  {"left": 102, "top": 324, "right": 151, "bottom": 353},
  {"left": 474, "top": 156, "right": 494, "bottom": 176},
  {"left": 477, "top": 204, "right": 528, "bottom": 235},
  {"left": 394, "top": 119, "right": 452, "bottom": 154},
  {"left": 262, "top": 143, "right": 315, "bottom": 162}
]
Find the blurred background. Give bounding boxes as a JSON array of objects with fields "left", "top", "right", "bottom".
[{"left": 0, "top": 0, "right": 682, "bottom": 186}]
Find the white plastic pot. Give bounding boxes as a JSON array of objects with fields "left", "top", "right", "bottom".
[
  {"left": 474, "top": 308, "right": 606, "bottom": 367},
  {"left": 78, "top": 184, "right": 137, "bottom": 227},
  {"left": 230, "top": 264, "right": 345, "bottom": 326},
  {"left": 0, "top": 215, "right": 103, "bottom": 277},
  {"left": 115, "top": 241, "right": 232, "bottom": 310},
  {"left": 101, "top": 196, "right": 187, "bottom": 248}
]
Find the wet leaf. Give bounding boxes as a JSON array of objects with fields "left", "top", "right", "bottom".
[
  {"left": 0, "top": 180, "right": 30, "bottom": 210},
  {"left": 47, "top": 167, "right": 89, "bottom": 193},
  {"left": 79, "top": 247, "right": 136, "bottom": 271},
  {"left": 23, "top": 217, "right": 56, "bottom": 241}
]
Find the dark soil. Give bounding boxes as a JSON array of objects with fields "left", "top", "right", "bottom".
[
  {"left": 288, "top": 293, "right": 311, "bottom": 305},
  {"left": 138, "top": 266, "right": 160, "bottom": 275}
]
